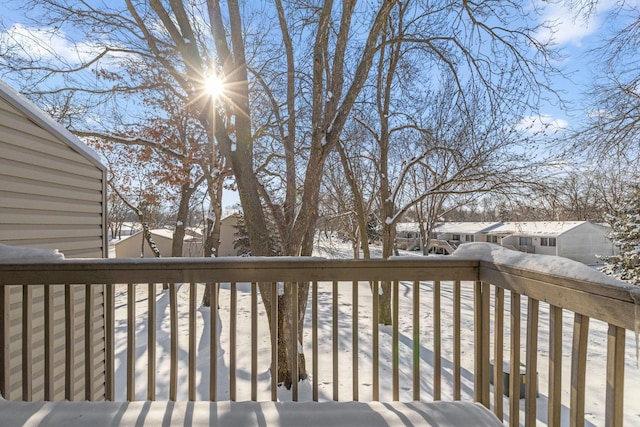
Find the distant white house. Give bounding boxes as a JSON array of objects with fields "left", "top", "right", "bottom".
[
  {"left": 396, "top": 222, "right": 501, "bottom": 254},
  {"left": 487, "top": 221, "right": 614, "bottom": 265},
  {"left": 112, "top": 228, "right": 204, "bottom": 258},
  {"left": 111, "top": 213, "right": 241, "bottom": 258},
  {"left": 396, "top": 221, "right": 614, "bottom": 265}
]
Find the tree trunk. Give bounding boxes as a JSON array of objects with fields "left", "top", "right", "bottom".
[{"left": 201, "top": 169, "right": 224, "bottom": 307}]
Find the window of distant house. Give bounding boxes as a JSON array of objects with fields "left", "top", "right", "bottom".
[
  {"left": 452, "top": 234, "right": 461, "bottom": 240},
  {"left": 540, "top": 237, "right": 557, "bottom": 247},
  {"left": 519, "top": 236, "right": 532, "bottom": 246},
  {"left": 465, "top": 235, "right": 474, "bottom": 242},
  {"left": 431, "top": 233, "right": 438, "bottom": 240},
  {"left": 488, "top": 235, "right": 498, "bottom": 243}
]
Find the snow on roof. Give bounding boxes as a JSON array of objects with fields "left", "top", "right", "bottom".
[
  {"left": 0, "top": 79, "right": 105, "bottom": 171},
  {"left": 150, "top": 228, "right": 175, "bottom": 239},
  {"left": 396, "top": 222, "right": 502, "bottom": 234},
  {"left": 486, "top": 221, "right": 587, "bottom": 236}
]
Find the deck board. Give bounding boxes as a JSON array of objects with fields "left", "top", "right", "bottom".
[{"left": 0, "top": 399, "right": 503, "bottom": 426}]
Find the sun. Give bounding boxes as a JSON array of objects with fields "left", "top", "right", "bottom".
[{"left": 204, "top": 74, "right": 224, "bottom": 98}]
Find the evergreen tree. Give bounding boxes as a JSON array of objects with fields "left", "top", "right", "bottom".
[{"left": 601, "top": 185, "right": 640, "bottom": 285}]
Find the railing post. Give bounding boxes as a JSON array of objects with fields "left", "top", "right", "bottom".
[
  {"left": 433, "top": 280, "right": 441, "bottom": 401},
  {"left": 510, "top": 292, "right": 521, "bottom": 427},
  {"left": 169, "top": 283, "right": 178, "bottom": 401},
  {"left": 292, "top": 281, "right": 299, "bottom": 402},
  {"left": 270, "top": 281, "right": 278, "bottom": 402},
  {"left": 605, "top": 324, "right": 625, "bottom": 427},
  {"left": 493, "top": 287, "right": 504, "bottom": 421},
  {"left": 474, "top": 281, "right": 490, "bottom": 408},
  {"left": 312, "top": 281, "right": 318, "bottom": 402},
  {"left": 392, "top": 280, "right": 399, "bottom": 401},
  {"left": 230, "top": 282, "right": 237, "bottom": 401},
  {"left": 65, "top": 284, "right": 75, "bottom": 401},
  {"left": 352, "top": 280, "right": 359, "bottom": 401},
  {"left": 570, "top": 313, "right": 589, "bottom": 427},
  {"left": 147, "top": 283, "right": 156, "bottom": 401},
  {"left": 84, "top": 284, "right": 95, "bottom": 401},
  {"left": 105, "top": 283, "right": 115, "bottom": 401},
  {"left": 210, "top": 282, "right": 218, "bottom": 401},
  {"left": 333, "top": 280, "right": 339, "bottom": 401},
  {"left": 412, "top": 280, "right": 420, "bottom": 401},
  {"left": 525, "top": 298, "right": 539, "bottom": 427},
  {"left": 548, "top": 305, "right": 563, "bottom": 427},
  {"left": 126, "top": 283, "right": 135, "bottom": 401},
  {"left": 453, "top": 281, "right": 461, "bottom": 400},
  {"left": 251, "top": 282, "right": 258, "bottom": 402},
  {"left": 189, "top": 282, "right": 197, "bottom": 401},
  {"left": 22, "top": 285, "right": 32, "bottom": 401}
]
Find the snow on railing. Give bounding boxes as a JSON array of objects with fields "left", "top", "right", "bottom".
[{"left": 0, "top": 245, "right": 638, "bottom": 427}]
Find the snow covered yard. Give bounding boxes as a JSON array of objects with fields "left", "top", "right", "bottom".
[{"left": 105, "top": 239, "right": 640, "bottom": 427}]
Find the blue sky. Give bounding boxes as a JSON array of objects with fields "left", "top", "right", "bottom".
[{"left": 0, "top": 0, "right": 634, "bottom": 207}]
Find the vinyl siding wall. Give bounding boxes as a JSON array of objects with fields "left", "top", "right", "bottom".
[{"left": 0, "top": 92, "right": 107, "bottom": 401}]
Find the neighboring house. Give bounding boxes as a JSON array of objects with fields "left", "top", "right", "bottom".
[
  {"left": 396, "top": 222, "right": 501, "bottom": 253},
  {"left": 112, "top": 228, "right": 204, "bottom": 258},
  {"left": 0, "top": 80, "right": 107, "bottom": 401},
  {"left": 218, "top": 213, "right": 240, "bottom": 256},
  {"left": 396, "top": 220, "right": 614, "bottom": 265},
  {"left": 487, "top": 221, "right": 615, "bottom": 265},
  {"left": 112, "top": 214, "right": 241, "bottom": 258}
]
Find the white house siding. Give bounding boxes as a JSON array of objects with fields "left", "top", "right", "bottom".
[
  {"left": 558, "top": 222, "right": 615, "bottom": 265},
  {"left": 0, "top": 81, "right": 107, "bottom": 402},
  {"left": 113, "top": 230, "right": 204, "bottom": 258}
]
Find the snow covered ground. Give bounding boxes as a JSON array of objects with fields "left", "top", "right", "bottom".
[{"left": 109, "top": 238, "right": 640, "bottom": 426}]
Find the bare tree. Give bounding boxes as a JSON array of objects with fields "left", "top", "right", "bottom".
[{"left": 575, "top": 3, "right": 640, "bottom": 162}]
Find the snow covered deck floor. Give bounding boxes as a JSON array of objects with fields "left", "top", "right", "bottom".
[{"left": 0, "top": 400, "right": 503, "bottom": 427}]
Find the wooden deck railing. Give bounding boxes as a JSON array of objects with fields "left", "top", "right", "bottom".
[{"left": 1, "top": 254, "right": 638, "bottom": 426}]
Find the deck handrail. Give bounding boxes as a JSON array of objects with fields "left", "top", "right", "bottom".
[{"left": 0, "top": 252, "right": 637, "bottom": 427}]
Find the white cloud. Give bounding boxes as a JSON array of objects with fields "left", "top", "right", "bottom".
[
  {"left": 0, "top": 23, "right": 103, "bottom": 64},
  {"left": 516, "top": 114, "right": 569, "bottom": 134},
  {"left": 534, "top": 0, "right": 618, "bottom": 47}
]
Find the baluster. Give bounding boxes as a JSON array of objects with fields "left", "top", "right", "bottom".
[
  {"left": 412, "top": 280, "right": 420, "bottom": 401},
  {"left": 22, "top": 285, "right": 32, "bottom": 401},
  {"left": 333, "top": 280, "right": 339, "bottom": 401},
  {"left": 105, "top": 283, "right": 115, "bottom": 401},
  {"left": 372, "top": 281, "right": 379, "bottom": 401},
  {"left": 271, "top": 281, "right": 278, "bottom": 402},
  {"left": 126, "top": 283, "right": 135, "bottom": 401},
  {"left": 453, "top": 280, "right": 461, "bottom": 400},
  {"left": 605, "top": 324, "right": 625, "bottom": 427},
  {"left": 493, "top": 287, "right": 504, "bottom": 421},
  {"left": 230, "top": 282, "right": 237, "bottom": 401},
  {"left": 44, "top": 284, "right": 54, "bottom": 400},
  {"left": 570, "top": 313, "right": 589, "bottom": 427},
  {"left": 251, "top": 282, "right": 258, "bottom": 401},
  {"left": 312, "top": 281, "right": 318, "bottom": 402},
  {"left": 189, "top": 282, "right": 196, "bottom": 401},
  {"left": 525, "top": 298, "right": 539, "bottom": 427},
  {"left": 509, "top": 292, "right": 521, "bottom": 427},
  {"left": 392, "top": 280, "right": 399, "bottom": 401},
  {"left": 85, "top": 285, "right": 95, "bottom": 400},
  {"left": 548, "top": 305, "right": 563, "bottom": 427},
  {"left": 352, "top": 280, "right": 359, "bottom": 401},
  {"left": 210, "top": 282, "right": 218, "bottom": 401},
  {"left": 169, "top": 283, "right": 178, "bottom": 401},
  {"left": 292, "top": 281, "right": 299, "bottom": 402},
  {"left": 433, "top": 280, "right": 441, "bottom": 401},
  {"left": 147, "top": 283, "right": 156, "bottom": 401}
]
